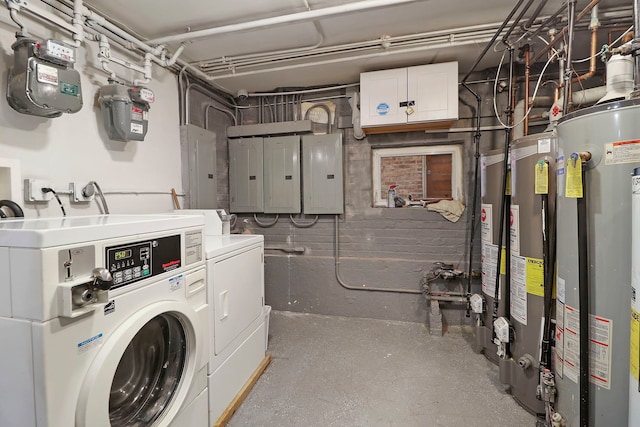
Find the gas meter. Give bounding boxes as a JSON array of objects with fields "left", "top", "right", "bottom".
[
  {"left": 7, "top": 38, "right": 83, "bottom": 118},
  {"left": 99, "top": 82, "right": 154, "bottom": 142}
]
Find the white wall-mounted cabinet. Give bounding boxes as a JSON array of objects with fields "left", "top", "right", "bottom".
[{"left": 360, "top": 62, "right": 458, "bottom": 134}]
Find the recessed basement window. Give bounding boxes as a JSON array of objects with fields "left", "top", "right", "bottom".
[{"left": 372, "top": 145, "right": 463, "bottom": 207}]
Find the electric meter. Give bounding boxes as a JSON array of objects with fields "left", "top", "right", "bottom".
[
  {"left": 6, "top": 37, "right": 82, "bottom": 118},
  {"left": 99, "top": 82, "right": 154, "bottom": 142}
]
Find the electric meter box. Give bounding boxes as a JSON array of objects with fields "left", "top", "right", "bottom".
[
  {"left": 229, "top": 138, "right": 264, "bottom": 213},
  {"left": 302, "top": 133, "right": 343, "bottom": 214},
  {"left": 99, "top": 83, "right": 154, "bottom": 142},
  {"left": 7, "top": 37, "right": 83, "bottom": 118},
  {"left": 263, "top": 136, "right": 301, "bottom": 214}
]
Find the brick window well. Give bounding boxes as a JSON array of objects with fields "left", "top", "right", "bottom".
[{"left": 372, "top": 145, "right": 463, "bottom": 207}]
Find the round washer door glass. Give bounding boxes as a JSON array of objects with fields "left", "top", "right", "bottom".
[{"left": 109, "top": 313, "right": 187, "bottom": 426}]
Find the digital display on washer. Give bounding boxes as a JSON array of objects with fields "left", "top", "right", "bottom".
[
  {"left": 114, "top": 249, "right": 132, "bottom": 261},
  {"left": 106, "top": 234, "right": 181, "bottom": 290}
]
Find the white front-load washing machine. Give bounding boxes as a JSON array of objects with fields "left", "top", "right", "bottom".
[{"left": 0, "top": 214, "right": 209, "bottom": 427}]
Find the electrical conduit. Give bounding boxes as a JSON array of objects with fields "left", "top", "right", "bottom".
[{"left": 334, "top": 216, "right": 421, "bottom": 294}]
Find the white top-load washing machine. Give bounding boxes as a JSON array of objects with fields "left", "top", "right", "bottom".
[
  {"left": 0, "top": 214, "right": 210, "bottom": 427},
  {"left": 177, "top": 209, "right": 268, "bottom": 425}
]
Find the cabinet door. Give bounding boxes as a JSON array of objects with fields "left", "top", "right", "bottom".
[
  {"left": 409, "top": 62, "right": 458, "bottom": 123},
  {"left": 302, "top": 134, "right": 343, "bottom": 214},
  {"left": 212, "top": 246, "right": 264, "bottom": 355},
  {"left": 180, "top": 124, "right": 217, "bottom": 209},
  {"left": 229, "top": 138, "right": 263, "bottom": 213},
  {"left": 263, "top": 136, "right": 300, "bottom": 213},
  {"left": 360, "top": 68, "right": 407, "bottom": 127}
]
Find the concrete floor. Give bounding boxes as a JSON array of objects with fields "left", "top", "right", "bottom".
[{"left": 228, "top": 311, "right": 537, "bottom": 427}]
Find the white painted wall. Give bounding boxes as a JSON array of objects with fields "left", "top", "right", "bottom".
[{"left": 0, "top": 13, "right": 184, "bottom": 218}]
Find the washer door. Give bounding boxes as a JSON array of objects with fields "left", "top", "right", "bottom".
[
  {"left": 76, "top": 301, "right": 201, "bottom": 427},
  {"left": 109, "top": 313, "right": 186, "bottom": 426}
]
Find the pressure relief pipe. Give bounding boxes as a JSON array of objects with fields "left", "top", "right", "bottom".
[
  {"left": 493, "top": 48, "right": 515, "bottom": 323},
  {"left": 574, "top": 151, "right": 592, "bottom": 427},
  {"left": 461, "top": 80, "right": 482, "bottom": 317},
  {"left": 540, "top": 160, "right": 554, "bottom": 369}
]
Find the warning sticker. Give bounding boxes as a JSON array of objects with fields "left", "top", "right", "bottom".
[
  {"left": 510, "top": 205, "right": 520, "bottom": 256},
  {"left": 632, "top": 307, "right": 639, "bottom": 381},
  {"left": 131, "top": 123, "right": 144, "bottom": 134},
  {"left": 556, "top": 322, "right": 564, "bottom": 378},
  {"left": 564, "top": 305, "right": 580, "bottom": 383},
  {"left": 538, "top": 138, "right": 551, "bottom": 154},
  {"left": 510, "top": 254, "right": 527, "bottom": 325},
  {"left": 36, "top": 63, "right": 59, "bottom": 85},
  {"left": 563, "top": 305, "right": 613, "bottom": 389},
  {"left": 605, "top": 140, "right": 640, "bottom": 165},
  {"left": 525, "top": 258, "right": 544, "bottom": 297},
  {"left": 131, "top": 106, "right": 144, "bottom": 121},
  {"left": 565, "top": 156, "right": 583, "bottom": 198},
  {"left": 77, "top": 333, "right": 103, "bottom": 354},
  {"left": 482, "top": 242, "right": 499, "bottom": 299},
  {"left": 481, "top": 204, "right": 493, "bottom": 243},
  {"left": 557, "top": 277, "right": 566, "bottom": 304}
]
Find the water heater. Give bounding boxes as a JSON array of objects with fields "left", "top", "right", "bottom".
[
  {"left": 474, "top": 147, "right": 507, "bottom": 365},
  {"left": 631, "top": 167, "right": 640, "bottom": 426},
  {"left": 554, "top": 99, "right": 640, "bottom": 426}
]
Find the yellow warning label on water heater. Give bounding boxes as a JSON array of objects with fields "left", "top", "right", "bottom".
[
  {"left": 526, "top": 257, "right": 544, "bottom": 297},
  {"left": 632, "top": 307, "right": 640, "bottom": 381},
  {"left": 565, "top": 156, "right": 583, "bottom": 198},
  {"left": 535, "top": 161, "right": 549, "bottom": 195}
]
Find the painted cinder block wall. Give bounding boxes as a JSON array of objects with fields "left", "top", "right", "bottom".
[{"left": 188, "top": 77, "right": 508, "bottom": 326}]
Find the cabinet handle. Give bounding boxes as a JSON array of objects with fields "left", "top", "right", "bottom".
[{"left": 219, "top": 290, "right": 229, "bottom": 320}]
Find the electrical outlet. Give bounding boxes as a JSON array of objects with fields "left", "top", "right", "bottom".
[
  {"left": 69, "top": 182, "right": 94, "bottom": 203},
  {"left": 24, "top": 178, "right": 53, "bottom": 202}
]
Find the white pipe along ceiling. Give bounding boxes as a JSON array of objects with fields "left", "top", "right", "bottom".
[{"left": 3, "top": 0, "right": 635, "bottom": 94}]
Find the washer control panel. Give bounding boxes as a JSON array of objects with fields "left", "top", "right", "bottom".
[{"left": 106, "top": 234, "right": 181, "bottom": 290}]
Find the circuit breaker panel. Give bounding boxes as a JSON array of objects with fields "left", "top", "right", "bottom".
[
  {"left": 180, "top": 124, "right": 217, "bottom": 209},
  {"left": 263, "top": 136, "right": 300, "bottom": 213},
  {"left": 302, "top": 134, "right": 343, "bottom": 214},
  {"left": 229, "top": 137, "right": 264, "bottom": 213}
]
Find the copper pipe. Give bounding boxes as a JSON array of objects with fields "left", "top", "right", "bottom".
[
  {"left": 524, "top": 46, "right": 531, "bottom": 136},
  {"left": 531, "top": 0, "right": 601, "bottom": 64},
  {"left": 555, "top": 24, "right": 598, "bottom": 91},
  {"left": 572, "top": 27, "right": 598, "bottom": 84}
]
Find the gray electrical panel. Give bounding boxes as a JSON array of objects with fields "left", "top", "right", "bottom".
[
  {"left": 180, "top": 124, "right": 217, "bottom": 209},
  {"left": 229, "top": 137, "right": 264, "bottom": 213},
  {"left": 263, "top": 136, "right": 300, "bottom": 213},
  {"left": 302, "top": 134, "right": 343, "bottom": 214}
]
